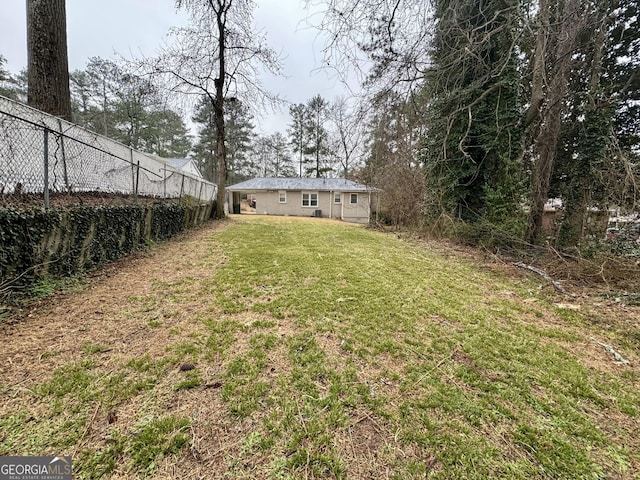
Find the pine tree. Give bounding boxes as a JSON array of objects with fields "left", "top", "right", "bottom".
[
  {"left": 224, "top": 99, "right": 256, "bottom": 182},
  {"left": 305, "top": 95, "right": 333, "bottom": 177},
  {"left": 192, "top": 95, "right": 255, "bottom": 182},
  {"left": 288, "top": 103, "right": 311, "bottom": 177},
  {"left": 261, "top": 132, "right": 295, "bottom": 177},
  {"left": 192, "top": 96, "right": 219, "bottom": 182},
  {"left": 0, "top": 56, "right": 25, "bottom": 100}
]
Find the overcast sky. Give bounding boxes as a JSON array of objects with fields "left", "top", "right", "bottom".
[{"left": 0, "top": 0, "right": 357, "bottom": 134}]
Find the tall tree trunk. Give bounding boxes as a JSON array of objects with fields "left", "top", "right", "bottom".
[
  {"left": 214, "top": 5, "right": 227, "bottom": 219},
  {"left": 27, "top": 0, "right": 72, "bottom": 121},
  {"left": 315, "top": 125, "right": 320, "bottom": 178},
  {"left": 526, "top": 97, "right": 564, "bottom": 244},
  {"left": 525, "top": 0, "right": 582, "bottom": 244},
  {"left": 523, "top": 0, "right": 548, "bottom": 129},
  {"left": 559, "top": 13, "right": 607, "bottom": 248},
  {"left": 299, "top": 123, "right": 303, "bottom": 177}
]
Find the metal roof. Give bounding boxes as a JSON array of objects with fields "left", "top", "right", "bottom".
[
  {"left": 227, "top": 177, "right": 376, "bottom": 192},
  {"left": 167, "top": 158, "right": 191, "bottom": 169}
]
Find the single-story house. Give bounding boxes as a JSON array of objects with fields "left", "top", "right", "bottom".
[
  {"left": 226, "top": 177, "right": 380, "bottom": 224},
  {"left": 165, "top": 158, "right": 204, "bottom": 179},
  {"left": 539, "top": 198, "right": 611, "bottom": 238}
]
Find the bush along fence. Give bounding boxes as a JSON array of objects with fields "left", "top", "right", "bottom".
[
  {"left": 0, "top": 200, "right": 216, "bottom": 296},
  {"left": 0, "top": 95, "right": 217, "bottom": 206}
]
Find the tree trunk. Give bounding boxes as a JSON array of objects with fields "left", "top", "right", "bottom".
[
  {"left": 525, "top": 99, "right": 564, "bottom": 244},
  {"left": 525, "top": 0, "right": 582, "bottom": 245},
  {"left": 558, "top": 14, "right": 607, "bottom": 249},
  {"left": 27, "top": 0, "right": 72, "bottom": 121},
  {"left": 523, "top": 0, "right": 548, "bottom": 128},
  {"left": 559, "top": 189, "right": 589, "bottom": 247},
  {"left": 299, "top": 123, "right": 304, "bottom": 177},
  {"left": 214, "top": 7, "right": 227, "bottom": 219}
]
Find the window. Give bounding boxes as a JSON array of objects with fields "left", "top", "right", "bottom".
[
  {"left": 302, "top": 192, "right": 318, "bottom": 207},
  {"left": 279, "top": 191, "right": 287, "bottom": 203},
  {"left": 350, "top": 193, "right": 358, "bottom": 204},
  {"left": 334, "top": 193, "right": 341, "bottom": 204}
]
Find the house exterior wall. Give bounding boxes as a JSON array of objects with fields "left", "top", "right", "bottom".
[
  {"left": 341, "top": 192, "right": 372, "bottom": 224},
  {"left": 250, "top": 190, "right": 371, "bottom": 223},
  {"left": 180, "top": 161, "right": 203, "bottom": 178}
]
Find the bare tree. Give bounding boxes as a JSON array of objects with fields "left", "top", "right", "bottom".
[
  {"left": 26, "top": 0, "right": 72, "bottom": 120},
  {"left": 360, "top": 92, "right": 426, "bottom": 226},
  {"left": 328, "top": 96, "right": 365, "bottom": 178},
  {"left": 145, "top": 0, "right": 282, "bottom": 218},
  {"left": 307, "top": 0, "right": 432, "bottom": 98}
]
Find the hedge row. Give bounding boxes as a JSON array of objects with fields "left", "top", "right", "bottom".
[{"left": 0, "top": 201, "right": 215, "bottom": 290}]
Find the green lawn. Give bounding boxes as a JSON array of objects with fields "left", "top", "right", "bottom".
[{"left": 1, "top": 216, "right": 638, "bottom": 479}]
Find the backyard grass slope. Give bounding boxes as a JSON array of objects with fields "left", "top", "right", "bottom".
[{"left": 1, "top": 216, "right": 638, "bottom": 479}]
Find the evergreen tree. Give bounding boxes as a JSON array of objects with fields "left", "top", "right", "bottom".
[
  {"left": 224, "top": 99, "right": 256, "bottom": 183},
  {"left": 68, "top": 58, "right": 192, "bottom": 159},
  {"left": 423, "top": 0, "right": 524, "bottom": 236},
  {"left": 192, "top": 95, "right": 255, "bottom": 182},
  {"left": 69, "top": 70, "right": 100, "bottom": 129},
  {"left": 80, "top": 57, "right": 122, "bottom": 136},
  {"left": 0, "top": 55, "right": 10, "bottom": 96},
  {"left": 0, "top": 56, "right": 26, "bottom": 101},
  {"left": 305, "top": 95, "right": 333, "bottom": 177},
  {"left": 288, "top": 103, "right": 311, "bottom": 177},
  {"left": 143, "top": 109, "right": 192, "bottom": 158},
  {"left": 192, "top": 95, "right": 217, "bottom": 181},
  {"left": 263, "top": 132, "right": 296, "bottom": 177}
]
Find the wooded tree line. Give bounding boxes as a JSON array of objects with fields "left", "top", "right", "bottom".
[
  {"left": 2, "top": 54, "right": 362, "bottom": 182},
  {"left": 317, "top": 0, "right": 639, "bottom": 247}
]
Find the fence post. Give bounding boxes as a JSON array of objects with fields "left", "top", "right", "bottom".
[
  {"left": 180, "top": 174, "right": 185, "bottom": 199},
  {"left": 163, "top": 164, "right": 167, "bottom": 199},
  {"left": 198, "top": 181, "right": 204, "bottom": 202},
  {"left": 135, "top": 161, "right": 140, "bottom": 199},
  {"left": 43, "top": 128, "right": 50, "bottom": 209},
  {"left": 130, "top": 148, "right": 135, "bottom": 195},
  {"left": 56, "top": 119, "right": 69, "bottom": 192}
]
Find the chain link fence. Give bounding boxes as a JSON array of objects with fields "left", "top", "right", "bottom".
[{"left": 0, "top": 95, "right": 216, "bottom": 207}]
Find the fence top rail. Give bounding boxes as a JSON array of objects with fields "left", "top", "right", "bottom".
[
  {"left": 0, "top": 95, "right": 215, "bottom": 188},
  {"left": 0, "top": 107, "right": 165, "bottom": 178}
]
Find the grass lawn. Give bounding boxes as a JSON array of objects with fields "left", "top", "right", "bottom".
[{"left": 1, "top": 215, "right": 638, "bottom": 479}]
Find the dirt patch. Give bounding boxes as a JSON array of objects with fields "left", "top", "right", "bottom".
[
  {"left": 0, "top": 220, "right": 227, "bottom": 382},
  {"left": 333, "top": 416, "right": 400, "bottom": 478},
  {"left": 0, "top": 219, "right": 247, "bottom": 477}
]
